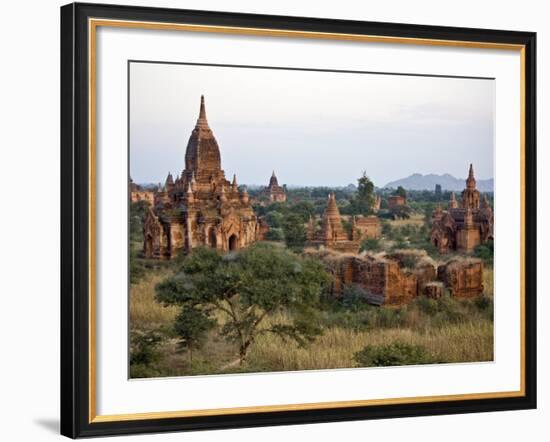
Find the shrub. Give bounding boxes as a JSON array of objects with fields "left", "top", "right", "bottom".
[
  {"left": 265, "top": 227, "right": 285, "bottom": 241},
  {"left": 381, "top": 221, "right": 393, "bottom": 236},
  {"left": 265, "top": 211, "right": 284, "bottom": 228},
  {"left": 129, "top": 363, "right": 163, "bottom": 379},
  {"left": 129, "top": 200, "right": 150, "bottom": 242},
  {"left": 340, "top": 284, "right": 370, "bottom": 312},
  {"left": 474, "top": 295, "right": 494, "bottom": 321},
  {"left": 129, "top": 249, "right": 148, "bottom": 284},
  {"left": 130, "top": 330, "right": 163, "bottom": 366},
  {"left": 354, "top": 341, "right": 435, "bottom": 367},
  {"left": 415, "top": 296, "right": 439, "bottom": 316},
  {"left": 399, "top": 254, "right": 419, "bottom": 269},
  {"left": 360, "top": 238, "right": 381, "bottom": 252},
  {"left": 390, "top": 205, "right": 412, "bottom": 220},
  {"left": 413, "top": 295, "right": 469, "bottom": 325},
  {"left": 474, "top": 240, "right": 494, "bottom": 264}
]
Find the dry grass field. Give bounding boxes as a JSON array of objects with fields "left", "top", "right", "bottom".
[
  {"left": 247, "top": 320, "right": 493, "bottom": 372},
  {"left": 129, "top": 262, "right": 494, "bottom": 378},
  {"left": 130, "top": 268, "right": 178, "bottom": 328},
  {"left": 388, "top": 213, "right": 425, "bottom": 227}
]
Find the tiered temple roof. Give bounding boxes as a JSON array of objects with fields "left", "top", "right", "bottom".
[
  {"left": 142, "top": 96, "right": 262, "bottom": 258},
  {"left": 431, "top": 164, "right": 493, "bottom": 253}
]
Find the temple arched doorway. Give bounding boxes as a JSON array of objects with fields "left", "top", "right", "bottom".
[
  {"left": 144, "top": 234, "right": 153, "bottom": 257},
  {"left": 228, "top": 234, "right": 238, "bottom": 251},
  {"left": 209, "top": 228, "right": 217, "bottom": 248}
]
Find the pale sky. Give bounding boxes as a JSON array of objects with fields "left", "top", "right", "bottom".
[{"left": 129, "top": 61, "right": 494, "bottom": 187}]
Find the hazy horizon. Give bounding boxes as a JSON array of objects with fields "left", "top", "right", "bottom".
[{"left": 130, "top": 62, "right": 495, "bottom": 187}]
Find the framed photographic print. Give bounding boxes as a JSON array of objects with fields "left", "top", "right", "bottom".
[{"left": 60, "top": 2, "right": 537, "bottom": 438}]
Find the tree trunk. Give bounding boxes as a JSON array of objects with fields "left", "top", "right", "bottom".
[{"left": 239, "top": 341, "right": 251, "bottom": 365}]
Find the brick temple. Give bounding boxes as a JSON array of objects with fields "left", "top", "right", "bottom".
[
  {"left": 263, "top": 171, "right": 286, "bottom": 202},
  {"left": 430, "top": 164, "right": 494, "bottom": 253},
  {"left": 142, "top": 96, "right": 263, "bottom": 259},
  {"left": 306, "top": 193, "right": 381, "bottom": 253}
]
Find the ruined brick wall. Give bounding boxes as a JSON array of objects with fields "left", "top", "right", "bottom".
[
  {"left": 311, "top": 249, "right": 484, "bottom": 307},
  {"left": 437, "top": 259, "right": 484, "bottom": 298},
  {"left": 355, "top": 216, "right": 381, "bottom": 239},
  {"left": 352, "top": 257, "right": 386, "bottom": 298},
  {"left": 329, "top": 241, "right": 361, "bottom": 254},
  {"left": 321, "top": 253, "right": 419, "bottom": 306},
  {"left": 385, "top": 250, "right": 437, "bottom": 295},
  {"left": 388, "top": 195, "right": 406, "bottom": 209},
  {"left": 383, "top": 262, "right": 418, "bottom": 305},
  {"left": 413, "top": 264, "right": 437, "bottom": 295},
  {"left": 424, "top": 282, "right": 444, "bottom": 299}
]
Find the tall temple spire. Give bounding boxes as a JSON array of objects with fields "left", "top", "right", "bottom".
[
  {"left": 199, "top": 95, "right": 206, "bottom": 117},
  {"left": 195, "top": 94, "right": 209, "bottom": 129},
  {"left": 185, "top": 95, "right": 222, "bottom": 173},
  {"left": 165, "top": 171, "right": 174, "bottom": 186},
  {"left": 269, "top": 171, "right": 279, "bottom": 187},
  {"left": 462, "top": 163, "right": 480, "bottom": 209},
  {"left": 321, "top": 193, "right": 348, "bottom": 242},
  {"left": 466, "top": 163, "right": 476, "bottom": 190},
  {"left": 240, "top": 187, "right": 249, "bottom": 204},
  {"left": 326, "top": 193, "right": 339, "bottom": 215},
  {"left": 449, "top": 191, "right": 458, "bottom": 209}
]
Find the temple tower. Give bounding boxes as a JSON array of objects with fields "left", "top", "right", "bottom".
[
  {"left": 321, "top": 193, "right": 348, "bottom": 243},
  {"left": 448, "top": 191, "right": 458, "bottom": 209},
  {"left": 457, "top": 207, "right": 480, "bottom": 252},
  {"left": 269, "top": 171, "right": 279, "bottom": 187},
  {"left": 461, "top": 163, "right": 481, "bottom": 209},
  {"left": 183, "top": 95, "right": 225, "bottom": 188},
  {"left": 142, "top": 96, "right": 260, "bottom": 258},
  {"left": 264, "top": 170, "right": 286, "bottom": 202}
]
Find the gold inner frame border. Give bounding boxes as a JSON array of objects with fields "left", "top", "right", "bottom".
[{"left": 87, "top": 17, "right": 526, "bottom": 424}]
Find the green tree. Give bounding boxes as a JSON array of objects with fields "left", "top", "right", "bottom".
[
  {"left": 282, "top": 213, "right": 307, "bottom": 249},
  {"left": 350, "top": 172, "right": 375, "bottom": 215},
  {"left": 265, "top": 227, "right": 285, "bottom": 241},
  {"left": 265, "top": 210, "right": 284, "bottom": 228},
  {"left": 289, "top": 201, "right": 316, "bottom": 222},
  {"left": 395, "top": 185, "right": 407, "bottom": 199},
  {"left": 156, "top": 244, "right": 330, "bottom": 365},
  {"left": 173, "top": 307, "right": 216, "bottom": 362},
  {"left": 423, "top": 203, "right": 436, "bottom": 228},
  {"left": 474, "top": 240, "right": 494, "bottom": 264},
  {"left": 129, "top": 200, "right": 150, "bottom": 242},
  {"left": 390, "top": 205, "right": 412, "bottom": 220}
]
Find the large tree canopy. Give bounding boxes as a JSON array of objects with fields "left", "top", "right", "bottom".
[{"left": 155, "top": 243, "right": 330, "bottom": 365}]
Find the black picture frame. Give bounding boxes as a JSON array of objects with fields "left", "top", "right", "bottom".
[{"left": 60, "top": 2, "right": 537, "bottom": 438}]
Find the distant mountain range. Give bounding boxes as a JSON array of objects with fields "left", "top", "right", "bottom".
[{"left": 384, "top": 173, "right": 494, "bottom": 192}]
